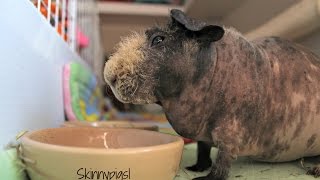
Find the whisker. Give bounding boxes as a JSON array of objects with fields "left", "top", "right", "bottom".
[{"left": 131, "top": 85, "right": 139, "bottom": 97}]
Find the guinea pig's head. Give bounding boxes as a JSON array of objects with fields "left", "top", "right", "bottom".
[{"left": 104, "top": 9, "right": 224, "bottom": 104}]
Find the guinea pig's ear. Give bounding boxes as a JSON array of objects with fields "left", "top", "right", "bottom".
[
  {"left": 170, "top": 9, "right": 206, "bottom": 31},
  {"left": 196, "top": 25, "right": 224, "bottom": 43},
  {"left": 170, "top": 9, "right": 224, "bottom": 42}
]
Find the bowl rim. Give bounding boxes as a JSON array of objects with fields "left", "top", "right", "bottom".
[
  {"left": 62, "top": 121, "right": 159, "bottom": 129},
  {"left": 21, "top": 127, "right": 184, "bottom": 154}
]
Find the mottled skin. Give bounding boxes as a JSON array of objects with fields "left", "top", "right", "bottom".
[{"left": 104, "top": 9, "right": 320, "bottom": 179}]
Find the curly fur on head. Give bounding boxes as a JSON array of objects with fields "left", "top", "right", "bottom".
[{"left": 104, "top": 32, "right": 158, "bottom": 104}]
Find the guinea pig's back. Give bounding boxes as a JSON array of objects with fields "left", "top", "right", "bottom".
[{"left": 249, "top": 36, "right": 320, "bottom": 162}]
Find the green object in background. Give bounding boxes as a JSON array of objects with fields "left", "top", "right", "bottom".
[
  {"left": 0, "top": 148, "right": 26, "bottom": 180},
  {"left": 68, "top": 62, "right": 105, "bottom": 121}
]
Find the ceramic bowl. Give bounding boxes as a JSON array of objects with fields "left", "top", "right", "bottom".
[
  {"left": 21, "top": 127, "right": 183, "bottom": 180},
  {"left": 62, "top": 121, "right": 159, "bottom": 131}
]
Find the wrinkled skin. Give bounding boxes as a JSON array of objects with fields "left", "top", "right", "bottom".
[{"left": 104, "top": 9, "right": 320, "bottom": 180}]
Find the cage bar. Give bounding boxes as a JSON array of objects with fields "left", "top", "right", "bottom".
[
  {"left": 68, "top": 0, "right": 77, "bottom": 51},
  {"left": 61, "top": 0, "right": 67, "bottom": 40},
  {"left": 37, "top": 0, "right": 41, "bottom": 11},
  {"left": 47, "top": 0, "right": 51, "bottom": 21}
]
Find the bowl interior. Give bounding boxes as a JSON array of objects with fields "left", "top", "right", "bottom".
[{"left": 26, "top": 128, "right": 180, "bottom": 149}]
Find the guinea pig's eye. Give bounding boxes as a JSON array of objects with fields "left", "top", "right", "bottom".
[{"left": 151, "top": 36, "right": 165, "bottom": 46}]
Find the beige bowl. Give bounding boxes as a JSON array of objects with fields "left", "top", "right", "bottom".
[
  {"left": 62, "top": 121, "right": 159, "bottom": 131},
  {"left": 21, "top": 127, "right": 183, "bottom": 180}
]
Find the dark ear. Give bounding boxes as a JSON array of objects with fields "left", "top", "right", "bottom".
[
  {"left": 170, "top": 9, "right": 206, "bottom": 31},
  {"left": 170, "top": 9, "right": 224, "bottom": 42},
  {"left": 196, "top": 25, "right": 224, "bottom": 43}
]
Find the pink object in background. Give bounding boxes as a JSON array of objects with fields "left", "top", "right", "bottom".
[
  {"left": 76, "top": 28, "right": 89, "bottom": 49},
  {"left": 63, "top": 64, "right": 77, "bottom": 121}
]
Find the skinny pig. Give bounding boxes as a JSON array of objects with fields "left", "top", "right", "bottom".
[{"left": 104, "top": 9, "right": 320, "bottom": 180}]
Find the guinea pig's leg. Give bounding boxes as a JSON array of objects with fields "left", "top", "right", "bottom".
[
  {"left": 186, "top": 141, "right": 212, "bottom": 172},
  {"left": 193, "top": 146, "right": 233, "bottom": 180},
  {"left": 306, "top": 156, "right": 320, "bottom": 177},
  {"left": 193, "top": 122, "right": 241, "bottom": 180},
  {"left": 307, "top": 164, "right": 320, "bottom": 177}
]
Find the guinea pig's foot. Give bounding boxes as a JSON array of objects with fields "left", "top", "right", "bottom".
[
  {"left": 306, "top": 165, "right": 320, "bottom": 177},
  {"left": 192, "top": 176, "right": 209, "bottom": 180},
  {"left": 192, "top": 165, "right": 227, "bottom": 180},
  {"left": 192, "top": 174, "right": 225, "bottom": 180},
  {"left": 186, "top": 159, "right": 212, "bottom": 172}
]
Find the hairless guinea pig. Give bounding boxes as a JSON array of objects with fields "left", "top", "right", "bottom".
[{"left": 104, "top": 9, "right": 320, "bottom": 180}]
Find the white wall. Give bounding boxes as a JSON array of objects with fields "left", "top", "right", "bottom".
[
  {"left": 222, "top": 0, "right": 299, "bottom": 33},
  {"left": 298, "top": 30, "right": 320, "bottom": 56},
  {"left": 0, "top": 0, "right": 84, "bottom": 147}
]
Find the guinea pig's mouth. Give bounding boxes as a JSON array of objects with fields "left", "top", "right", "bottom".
[
  {"left": 108, "top": 82, "right": 143, "bottom": 104},
  {"left": 108, "top": 81, "right": 157, "bottom": 105},
  {"left": 107, "top": 84, "right": 136, "bottom": 104}
]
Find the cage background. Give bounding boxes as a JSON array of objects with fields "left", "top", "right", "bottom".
[{"left": 31, "top": 0, "right": 104, "bottom": 84}]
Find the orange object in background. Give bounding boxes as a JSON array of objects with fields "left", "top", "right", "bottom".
[
  {"left": 33, "top": 0, "right": 68, "bottom": 41},
  {"left": 57, "top": 21, "right": 68, "bottom": 41},
  {"left": 57, "top": 23, "right": 68, "bottom": 41},
  {"left": 33, "top": 1, "right": 60, "bottom": 18}
]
